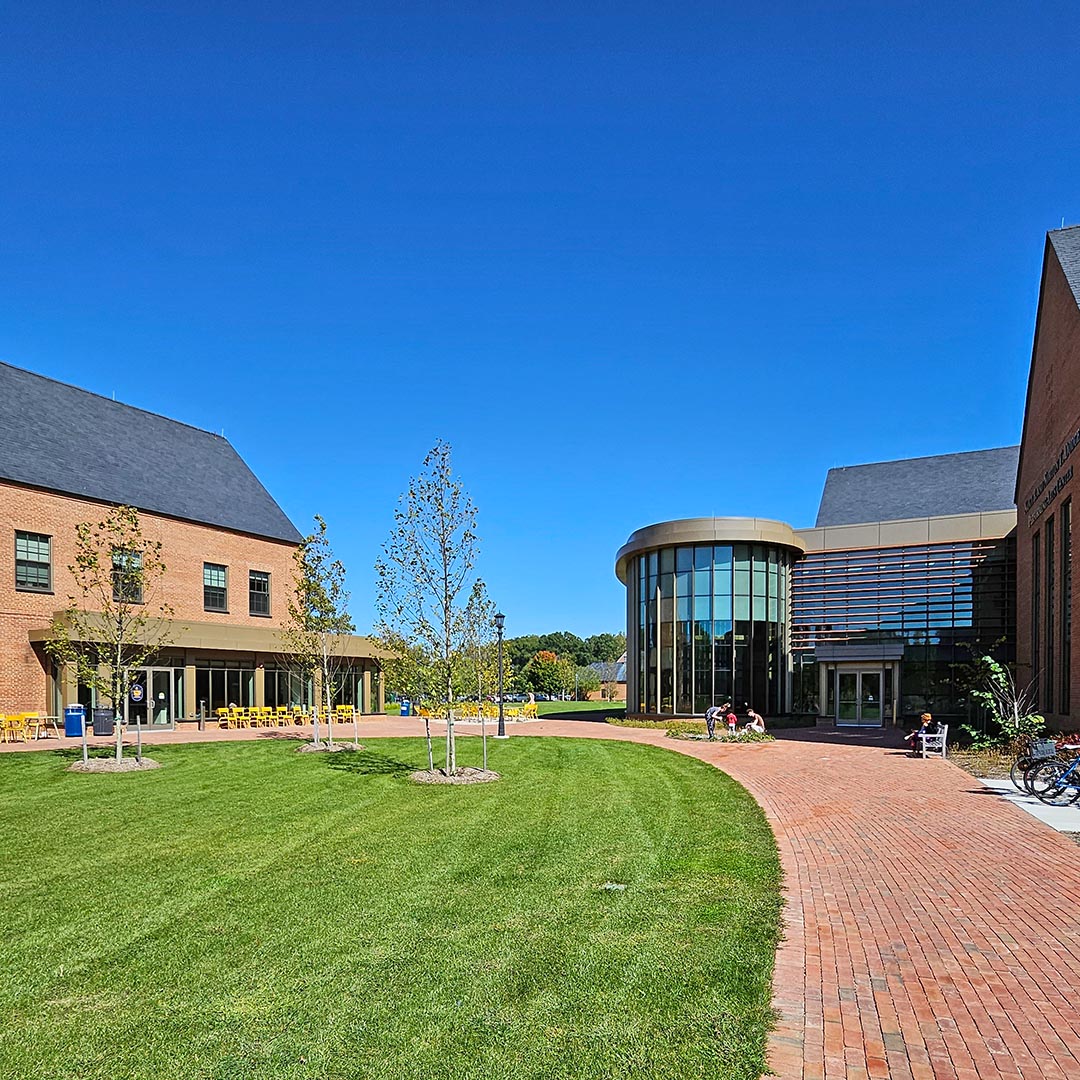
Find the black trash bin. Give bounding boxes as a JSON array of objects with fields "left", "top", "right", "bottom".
[{"left": 92, "top": 708, "right": 115, "bottom": 737}]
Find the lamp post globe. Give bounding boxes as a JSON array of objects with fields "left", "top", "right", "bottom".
[{"left": 494, "top": 612, "right": 507, "bottom": 738}]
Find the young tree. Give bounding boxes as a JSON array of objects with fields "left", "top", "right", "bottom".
[
  {"left": 575, "top": 665, "right": 601, "bottom": 700},
  {"left": 375, "top": 441, "right": 479, "bottom": 775},
  {"left": 280, "top": 515, "right": 355, "bottom": 749},
  {"left": 522, "top": 650, "right": 561, "bottom": 696},
  {"left": 378, "top": 627, "right": 441, "bottom": 771},
  {"left": 45, "top": 505, "right": 173, "bottom": 764},
  {"left": 961, "top": 652, "right": 1045, "bottom": 745},
  {"left": 462, "top": 579, "right": 500, "bottom": 771}
]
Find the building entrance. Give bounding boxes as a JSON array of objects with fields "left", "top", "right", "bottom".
[
  {"left": 123, "top": 667, "right": 183, "bottom": 730},
  {"left": 835, "top": 669, "right": 886, "bottom": 727}
]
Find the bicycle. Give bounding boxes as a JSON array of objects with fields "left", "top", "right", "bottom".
[
  {"left": 1010, "top": 736, "right": 1059, "bottom": 793},
  {"left": 1029, "top": 744, "right": 1080, "bottom": 806}
]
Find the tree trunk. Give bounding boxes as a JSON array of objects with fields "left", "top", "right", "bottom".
[
  {"left": 424, "top": 714, "right": 433, "bottom": 772},
  {"left": 135, "top": 715, "right": 142, "bottom": 764}
]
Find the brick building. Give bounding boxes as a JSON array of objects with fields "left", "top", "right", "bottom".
[
  {"left": 0, "top": 362, "right": 384, "bottom": 723},
  {"left": 1015, "top": 226, "right": 1080, "bottom": 728}
]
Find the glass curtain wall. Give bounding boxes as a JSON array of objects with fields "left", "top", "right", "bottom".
[
  {"left": 633, "top": 543, "right": 789, "bottom": 715},
  {"left": 263, "top": 667, "right": 313, "bottom": 709},
  {"left": 790, "top": 536, "right": 1016, "bottom": 719},
  {"left": 195, "top": 660, "right": 256, "bottom": 713}
]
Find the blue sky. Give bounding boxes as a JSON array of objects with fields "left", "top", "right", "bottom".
[{"left": 2, "top": 3, "right": 1076, "bottom": 637}]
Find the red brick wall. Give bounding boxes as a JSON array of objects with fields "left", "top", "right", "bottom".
[
  {"left": 0, "top": 482, "right": 298, "bottom": 713},
  {"left": 1016, "top": 243, "right": 1080, "bottom": 729}
]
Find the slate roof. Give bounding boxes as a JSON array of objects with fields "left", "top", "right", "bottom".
[
  {"left": 1048, "top": 225, "right": 1080, "bottom": 309},
  {"left": 815, "top": 446, "right": 1019, "bottom": 527},
  {"left": 0, "top": 361, "right": 303, "bottom": 544}
]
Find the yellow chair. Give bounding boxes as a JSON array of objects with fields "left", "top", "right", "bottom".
[
  {"left": 216, "top": 708, "right": 231, "bottom": 729},
  {"left": 275, "top": 706, "right": 291, "bottom": 726},
  {"left": 524, "top": 703, "right": 538, "bottom": 719},
  {"left": 1, "top": 715, "right": 29, "bottom": 743}
]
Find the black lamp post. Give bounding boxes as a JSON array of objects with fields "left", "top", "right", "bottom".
[{"left": 495, "top": 612, "right": 507, "bottom": 738}]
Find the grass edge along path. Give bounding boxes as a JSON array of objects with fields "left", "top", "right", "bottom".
[{"left": 0, "top": 736, "right": 781, "bottom": 1080}]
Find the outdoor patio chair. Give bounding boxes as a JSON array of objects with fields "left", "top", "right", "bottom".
[
  {"left": 919, "top": 724, "right": 948, "bottom": 758},
  {"left": 1, "top": 715, "right": 29, "bottom": 743}
]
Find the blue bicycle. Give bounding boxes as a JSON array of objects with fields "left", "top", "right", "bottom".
[{"left": 1030, "top": 745, "right": 1080, "bottom": 806}]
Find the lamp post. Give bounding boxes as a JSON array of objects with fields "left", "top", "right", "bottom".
[{"left": 494, "top": 612, "right": 507, "bottom": 738}]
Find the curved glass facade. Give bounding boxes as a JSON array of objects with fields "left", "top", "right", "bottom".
[{"left": 628, "top": 543, "right": 792, "bottom": 716}]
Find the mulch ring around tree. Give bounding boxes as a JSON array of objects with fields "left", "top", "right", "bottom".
[
  {"left": 68, "top": 757, "right": 163, "bottom": 774},
  {"left": 294, "top": 743, "right": 360, "bottom": 754},
  {"left": 410, "top": 767, "right": 501, "bottom": 785}
]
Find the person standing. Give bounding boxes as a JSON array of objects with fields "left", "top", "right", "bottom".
[{"left": 704, "top": 704, "right": 722, "bottom": 739}]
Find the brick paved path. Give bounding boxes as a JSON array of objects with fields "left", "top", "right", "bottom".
[
  {"left": 5, "top": 717, "right": 1080, "bottom": 1078},
  {"left": 521, "top": 721, "right": 1080, "bottom": 1080}
]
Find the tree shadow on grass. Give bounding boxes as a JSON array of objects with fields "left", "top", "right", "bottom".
[
  {"left": 325, "top": 748, "right": 419, "bottom": 778},
  {"left": 50, "top": 747, "right": 120, "bottom": 762}
]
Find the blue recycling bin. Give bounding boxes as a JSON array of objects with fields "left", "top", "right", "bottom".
[
  {"left": 400, "top": 699, "right": 411, "bottom": 717},
  {"left": 64, "top": 704, "right": 86, "bottom": 738}
]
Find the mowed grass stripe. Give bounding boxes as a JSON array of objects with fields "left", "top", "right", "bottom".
[{"left": 0, "top": 737, "right": 781, "bottom": 1080}]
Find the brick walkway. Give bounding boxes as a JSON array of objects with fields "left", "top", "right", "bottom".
[
  {"left": 520, "top": 721, "right": 1080, "bottom": 1080},
  {"left": 5, "top": 717, "right": 1080, "bottom": 1078}
]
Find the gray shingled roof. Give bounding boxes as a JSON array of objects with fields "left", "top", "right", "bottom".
[
  {"left": 0, "top": 362, "right": 303, "bottom": 543},
  {"left": 1049, "top": 225, "right": 1080, "bottom": 309},
  {"left": 815, "top": 446, "right": 1019, "bottom": 527}
]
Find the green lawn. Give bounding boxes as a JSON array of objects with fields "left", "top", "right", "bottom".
[{"left": 0, "top": 737, "right": 781, "bottom": 1080}]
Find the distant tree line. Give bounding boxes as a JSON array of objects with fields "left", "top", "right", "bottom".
[{"left": 505, "top": 631, "right": 625, "bottom": 672}]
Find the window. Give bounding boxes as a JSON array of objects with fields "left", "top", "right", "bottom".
[
  {"left": 1062, "top": 500, "right": 1072, "bottom": 715},
  {"left": 1046, "top": 518, "right": 1055, "bottom": 711},
  {"left": 203, "top": 563, "right": 228, "bottom": 612},
  {"left": 112, "top": 549, "right": 143, "bottom": 603},
  {"left": 249, "top": 570, "right": 270, "bottom": 616},
  {"left": 1032, "top": 530, "right": 1041, "bottom": 706},
  {"left": 15, "top": 531, "right": 51, "bottom": 591}
]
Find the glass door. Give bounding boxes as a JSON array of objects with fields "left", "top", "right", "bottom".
[
  {"left": 859, "top": 672, "right": 881, "bottom": 725},
  {"left": 123, "top": 667, "right": 178, "bottom": 729},
  {"left": 151, "top": 669, "right": 172, "bottom": 726},
  {"left": 837, "top": 672, "right": 859, "bottom": 722},
  {"left": 126, "top": 669, "right": 149, "bottom": 726},
  {"left": 835, "top": 669, "right": 885, "bottom": 727}
]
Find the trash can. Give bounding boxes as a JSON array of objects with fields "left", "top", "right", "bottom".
[
  {"left": 92, "top": 708, "right": 115, "bottom": 737},
  {"left": 400, "top": 699, "right": 411, "bottom": 717},
  {"left": 64, "top": 704, "right": 86, "bottom": 738}
]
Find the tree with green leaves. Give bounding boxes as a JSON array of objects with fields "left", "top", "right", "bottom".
[
  {"left": 584, "top": 632, "right": 626, "bottom": 664},
  {"left": 575, "top": 665, "right": 601, "bottom": 700},
  {"left": 376, "top": 440, "right": 479, "bottom": 775},
  {"left": 378, "top": 628, "right": 442, "bottom": 771},
  {"left": 462, "top": 579, "right": 502, "bottom": 771},
  {"left": 280, "top": 515, "right": 355, "bottom": 749},
  {"left": 45, "top": 505, "right": 174, "bottom": 764}
]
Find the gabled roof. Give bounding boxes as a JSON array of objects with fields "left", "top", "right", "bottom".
[
  {"left": 1015, "top": 227, "right": 1080, "bottom": 501},
  {"left": 0, "top": 361, "right": 303, "bottom": 544},
  {"left": 1048, "top": 225, "right": 1080, "bottom": 309},
  {"left": 815, "top": 446, "right": 1019, "bottom": 527}
]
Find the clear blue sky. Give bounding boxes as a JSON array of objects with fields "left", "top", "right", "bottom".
[{"left": 2, "top": 3, "right": 1076, "bottom": 637}]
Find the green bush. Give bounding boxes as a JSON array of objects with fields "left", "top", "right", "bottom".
[
  {"left": 666, "top": 721, "right": 774, "bottom": 744},
  {"left": 665, "top": 720, "right": 708, "bottom": 736}
]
